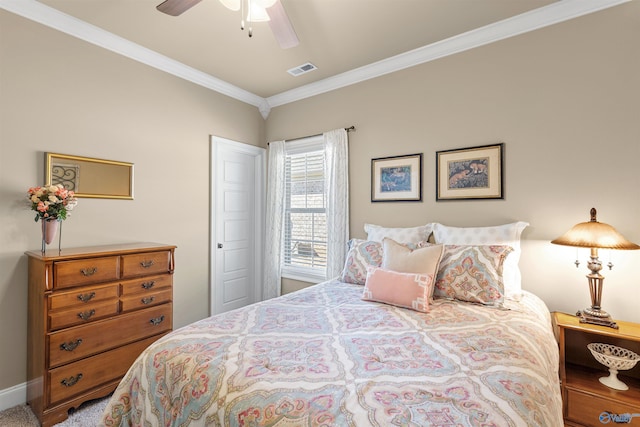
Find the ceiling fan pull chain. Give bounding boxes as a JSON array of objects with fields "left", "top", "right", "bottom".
[
  {"left": 240, "top": 0, "right": 245, "bottom": 30},
  {"left": 248, "top": 0, "right": 253, "bottom": 37}
]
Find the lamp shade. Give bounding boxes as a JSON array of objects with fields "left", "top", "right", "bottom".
[{"left": 551, "top": 208, "right": 640, "bottom": 250}]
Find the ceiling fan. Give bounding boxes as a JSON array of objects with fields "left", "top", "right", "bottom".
[{"left": 156, "top": 0, "right": 299, "bottom": 49}]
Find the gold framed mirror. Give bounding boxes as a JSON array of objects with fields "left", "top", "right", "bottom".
[{"left": 45, "top": 153, "right": 134, "bottom": 199}]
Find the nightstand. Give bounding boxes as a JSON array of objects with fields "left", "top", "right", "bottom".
[{"left": 554, "top": 312, "right": 640, "bottom": 427}]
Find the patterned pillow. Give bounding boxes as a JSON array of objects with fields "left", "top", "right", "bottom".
[
  {"left": 433, "top": 245, "right": 513, "bottom": 305},
  {"left": 364, "top": 223, "right": 434, "bottom": 244},
  {"left": 340, "top": 239, "right": 384, "bottom": 285},
  {"left": 362, "top": 267, "right": 434, "bottom": 312},
  {"left": 432, "top": 222, "right": 528, "bottom": 300}
]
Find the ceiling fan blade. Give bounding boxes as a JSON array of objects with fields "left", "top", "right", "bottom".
[
  {"left": 156, "top": 0, "right": 203, "bottom": 16},
  {"left": 266, "top": 1, "right": 299, "bottom": 49}
]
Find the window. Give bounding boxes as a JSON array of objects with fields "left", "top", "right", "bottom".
[{"left": 282, "top": 137, "right": 327, "bottom": 282}]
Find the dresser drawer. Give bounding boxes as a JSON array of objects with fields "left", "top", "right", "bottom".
[
  {"left": 566, "top": 387, "right": 640, "bottom": 426},
  {"left": 121, "top": 274, "right": 172, "bottom": 295},
  {"left": 121, "top": 287, "right": 172, "bottom": 312},
  {"left": 54, "top": 256, "right": 120, "bottom": 289},
  {"left": 48, "top": 335, "right": 159, "bottom": 405},
  {"left": 48, "top": 303, "right": 173, "bottom": 368},
  {"left": 49, "top": 283, "right": 119, "bottom": 311},
  {"left": 121, "top": 251, "right": 171, "bottom": 278},
  {"left": 49, "top": 299, "right": 119, "bottom": 331}
]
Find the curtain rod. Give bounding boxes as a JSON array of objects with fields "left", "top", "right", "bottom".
[{"left": 268, "top": 126, "right": 355, "bottom": 145}]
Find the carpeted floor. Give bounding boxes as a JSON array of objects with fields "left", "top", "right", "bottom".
[{"left": 0, "top": 396, "right": 108, "bottom": 427}]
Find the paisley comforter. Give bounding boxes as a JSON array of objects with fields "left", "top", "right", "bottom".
[{"left": 100, "top": 279, "right": 562, "bottom": 426}]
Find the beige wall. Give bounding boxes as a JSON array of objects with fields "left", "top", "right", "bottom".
[
  {"left": 0, "top": 11, "right": 264, "bottom": 392},
  {"left": 268, "top": 2, "right": 640, "bottom": 320}
]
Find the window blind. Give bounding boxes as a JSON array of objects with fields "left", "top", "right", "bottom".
[{"left": 283, "top": 147, "right": 327, "bottom": 273}]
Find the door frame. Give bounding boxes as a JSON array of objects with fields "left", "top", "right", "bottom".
[{"left": 210, "top": 135, "right": 266, "bottom": 315}]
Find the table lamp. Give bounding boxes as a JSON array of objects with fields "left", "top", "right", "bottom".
[{"left": 551, "top": 207, "right": 639, "bottom": 328}]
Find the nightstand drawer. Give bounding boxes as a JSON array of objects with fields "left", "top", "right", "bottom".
[
  {"left": 48, "top": 335, "right": 158, "bottom": 405},
  {"left": 54, "top": 256, "right": 120, "bottom": 289},
  {"left": 49, "top": 299, "right": 119, "bottom": 331},
  {"left": 49, "top": 283, "right": 119, "bottom": 310},
  {"left": 566, "top": 387, "right": 640, "bottom": 426},
  {"left": 48, "top": 303, "right": 173, "bottom": 367},
  {"left": 121, "top": 251, "right": 171, "bottom": 278},
  {"left": 120, "top": 274, "right": 171, "bottom": 295}
]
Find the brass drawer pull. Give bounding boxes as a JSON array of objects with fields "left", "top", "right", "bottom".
[
  {"left": 141, "top": 281, "right": 155, "bottom": 290},
  {"left": 60, "top": 373, "right": 83, "bottom": 387},
  {"left": 60, "top": 339, "right": 83, "bottom": 352},
  {"left": 140, "top": 260, "right": 155, "bottom": 268},
  {"left": 78, "top": 309, "right": 96, "bottom": 321},
  {"left": 80, "top": 267, "right": 97, "bottom": 276},
  {"left": 77, "top": 292, "right": 96, "bottom": 303},
  {"left": 141, "top": 296, "right": 155, "bottom": 305},
  {"left": 150, "top": 315, "right": 165, "bottom": 326}
]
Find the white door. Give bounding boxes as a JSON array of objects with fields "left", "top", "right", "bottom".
[{"left": 211, "top": 136, "right": 265, "bottom": 315}]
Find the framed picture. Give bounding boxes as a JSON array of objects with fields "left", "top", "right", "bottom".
[
  {"left": 45, "top": 152, "right": 134, "bottom": 199},
  {"left": 371, "top": 153, "right": 422, "bottom": 202},
  {"left": 436, "top": 143, "right": 504, "bottom": 201}
]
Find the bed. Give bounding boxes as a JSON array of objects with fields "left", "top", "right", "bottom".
[{"left": 100, "top": 222, "right": 563, "bottom": 426}]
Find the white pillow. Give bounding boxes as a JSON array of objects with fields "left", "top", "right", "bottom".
[
  {"left": 432, "top": 222, "right": 529, "bottom": 299},
  {"left": 364, "top": 223, "right": 434, "bottom": 244}
]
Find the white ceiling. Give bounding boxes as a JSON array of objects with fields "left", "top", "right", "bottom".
[{"left": 1, "top": 0, "right": 629, "bottom": 117}]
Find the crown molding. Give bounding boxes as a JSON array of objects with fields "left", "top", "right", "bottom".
[
  {"left": 266, "top": 0, "right": 630, "bottom": 108},
  {"left": 0, "top": 0, "right": 629, "bottom": 118},
  {"left": 0, "top": 0, "right": 265, "bottom": 109}
]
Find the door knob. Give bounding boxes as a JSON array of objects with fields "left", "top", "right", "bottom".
[{"left": 217, "top": 243, "right": 223, "bottom": 248}]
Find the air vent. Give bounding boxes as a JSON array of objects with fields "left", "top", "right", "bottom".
[{"left": 287, "top": 62, "right": 317, "bottom": 77}]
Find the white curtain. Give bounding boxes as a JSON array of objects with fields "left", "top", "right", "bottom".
[
  {"left": 263, "top": 140, "right": 286, "bottom": 299},
  {"left": 263, "top": 129, "right": 349, "bottom": 299},
  {"left": 323, "top": 128, "right": 350, "bottom": 279}
]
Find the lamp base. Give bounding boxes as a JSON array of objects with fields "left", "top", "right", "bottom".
[
  {"left": 577, "top": 309, "right": 619, "bottom": 329},
  {"left": 583, "top": 306, "right": 611, "bottom": 318}
]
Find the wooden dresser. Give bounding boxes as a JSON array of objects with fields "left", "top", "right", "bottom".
[{"left": 26, "top": 242, "right": 176, "bottom": 427}]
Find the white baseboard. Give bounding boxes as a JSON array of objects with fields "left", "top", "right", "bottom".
[{"left": 0, "top": 382, "right": 26, "bottom": 412}]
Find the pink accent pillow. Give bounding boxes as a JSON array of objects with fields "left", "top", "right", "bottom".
[{"left": 362, "top": 267, "right": 435, "bottom": 312}]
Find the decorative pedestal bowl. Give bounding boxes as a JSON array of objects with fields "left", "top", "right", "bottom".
[{"left": 587, "top": 343, "right": 640, "bottom": 391}]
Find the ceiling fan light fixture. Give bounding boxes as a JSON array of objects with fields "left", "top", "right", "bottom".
[
  {"left": 212, "top": 0, "right": 298, "bottom": 47},
  {"left": 255, "top": 0, "right": 277, "bottom": 8},
  {"left": 219, "top": 0, "right": 240, "bottom": 11},
  {"left": 220, "top": 0, "right": 271, "bottom": 22},
  {"left": 247, "top": 3, "right": 270, "bottom": 22}
]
